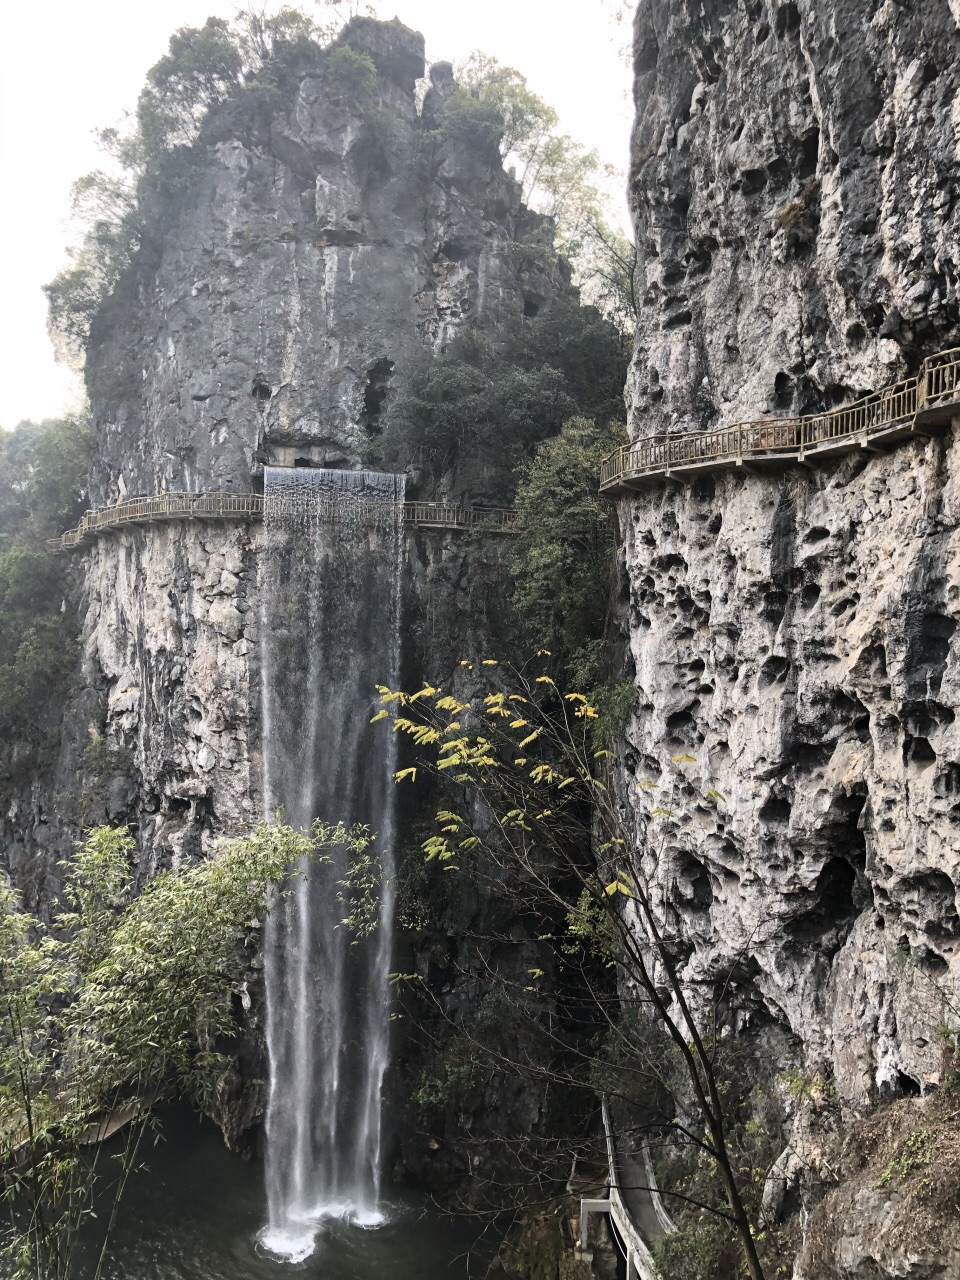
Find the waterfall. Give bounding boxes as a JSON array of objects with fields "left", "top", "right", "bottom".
[{"left": 258, "top": 466, "right": 405, "bottom": 1263}]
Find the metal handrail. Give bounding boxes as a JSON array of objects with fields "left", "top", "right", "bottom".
[
  {"left": 601, "top": 346, "right": 960, "bottom": 492},
  {"left": 50, "top": 493, "right": 521, "bottom": 551}
]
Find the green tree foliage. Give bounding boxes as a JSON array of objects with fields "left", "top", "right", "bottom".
[
  {"left": 445, "top": 54, "right": 637, "bottom": 331},
  {"left": 135, "top": 17, "right": 244, "bottom": 155},
  {"left": 509, "top": 418, "right": 616, "bottom": 674},
  {"left": 0, "top": 417, "right": 90, "bottom": 787},
  {"left": 324, "top": 43, "right": 378, "bottom": 108},
  {"left": 379, "top": 305, "right": 627, "bottom": 498},
  {"left": 377, "top": 664, "right": 772, "bottom": 1280},
  {"left": 0, "top": 819, "right": 350, "bottom": 1279},
  {"left": 380, "top": 327, "right": 577, "bottom": 492}
]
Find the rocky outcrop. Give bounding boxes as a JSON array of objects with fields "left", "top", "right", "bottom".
[
  {"left": 55, "top": 17, "right": 575, "bottom": 867},
  {"left": 620, "top": 1, "right": 960, "bottom": 1274},
  {"left": 627, "top": 0, "right": 960, "bottom": 432},
  {"left": 87, "top": 18, "right": 565, "bottom": 504},
  {"left": 82, "top": 521, "right": 259, "bottom": 866},
  {"left": 32, "top": 18, "right": 578, "bottom": 1159}
]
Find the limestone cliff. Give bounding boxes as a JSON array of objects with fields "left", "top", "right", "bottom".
[
  {"left": 621, "top": 1, "right": 960, "bottom": 1274},
  {"left": 63, "top": 17, "right": 574, "bottom": 869},
  {"left": 36, "top": 17, "right": 587, "bottom": 1168},
  {"left": 87, "top": 17, "right": 564, "bottom": 504}
]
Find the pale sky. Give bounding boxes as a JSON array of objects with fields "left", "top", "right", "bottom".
[{"left": 0, "top": 0, "right": 633, "bottom": 431}]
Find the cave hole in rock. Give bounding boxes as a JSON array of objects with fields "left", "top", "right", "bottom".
[
  {"left": 767, "top": 157, "right": 791, "bottom": 189},
  {"left": 895, "top": 1070, "right": 922, "bottom": 1098},
  {"left": 934, "top": 762, "right": 960, "bottom": 799},
  {"left": 759, "top": 654, "right": 790, "bottom": 688},
  {"left": 665, "top": 308, "right": 693, "bottom": 329},
  {"left": 360, "top": 358, "right": 395, "bottom": 435},
  {"left": 854, "top": 642, "right": 887, "bottom": 680},
  {"left": 759, "top": 794, "right": 792, "bottom": 825},
  {"left": 911, "top": 702, "right": 956, "bottom": 734},
  {"left": 436, "top": 238, "right": 469, "bottom": 262},
  {"left": 798, "top": 129, "right": 824, "bottom": 180},
  {"left": 830, "top": 595, "right": 856, "bottom": 618},
  {"left": 815, "top": 688, "right": 871, "bottom": 742},
  {"left": 641, "top": 754, "right": 663, "bottom": 782},
  {"left": 801, "top": 582, "right": 821, "bottom": 609},
  {"left": 666, "top": 704, "right": 700, "bottom": 748},
  {"left": 715, "top": 838, "right": 742, "bottom": 870},
  {"left": 776, "top": 2, "right": 801, "bottom": 36},
  {"left": 899, "top": 870, "right": 960, "bottom": 943},
  {"left": 917, "top": 946, "right": 949, "bottom": 974},
  {"left": 904, "top": 735, "right": 937, "bottom": 767},
  {"left": 522, "top": 293, "right": 542, "bottom": 318},
  {"left": 687, "top": 245, "right": 714, "bottom": 277},
  {"left": 906, "top": 610, "right": 957, "bottom": 699},
  {"left": 793, "top": 741, "right": 836, "bottom": 770},
  {"left": 741, "top": 168, "right": 768, "bottom": 195},
  {"left": 774, "top": 371, "right": 794, "bottom": 409},
  {"left": 674, "top": 852, "right": 714, "bottom": 911},
  {"left": 823, "top": 382, "right": 855, "bottom": 410},
  {"left": 804, "top": 526, "right": 830, "bottom": 545},
  {"left": 251, "top": 380, "right": 272, "bottom": 403},
  {"left": 787, "top": 856, "right": 859, "bottom": 948}
]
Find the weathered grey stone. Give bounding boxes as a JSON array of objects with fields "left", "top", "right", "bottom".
[
  {"left": 620, "top": 1, "right": 960, "bottom": 1274},
  {"left": 86, "top": 18, "right": 565, "bottom": 506}
]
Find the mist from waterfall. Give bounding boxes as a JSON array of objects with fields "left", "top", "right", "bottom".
[{"left": 258, "top": 466, "right": 405, "bottom": 1263}]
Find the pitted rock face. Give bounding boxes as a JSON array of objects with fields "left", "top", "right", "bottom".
[
  {"left": 622, "top": 3, "right": 960, "bottom": 1273},
  {"left": 86, "top": 19, "right": 565, "bottom": 505},
  {"left": 627, "top": 0, "right": 960, "bottom": 438}
]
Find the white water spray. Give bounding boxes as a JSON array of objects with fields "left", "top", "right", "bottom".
[{"left": 259, "top": 467, "right": 405, "bottom": 1262}]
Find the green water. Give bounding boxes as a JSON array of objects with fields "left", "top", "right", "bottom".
[{"left": 83, "top": 1113, "right": 493, "bottom": 1280}]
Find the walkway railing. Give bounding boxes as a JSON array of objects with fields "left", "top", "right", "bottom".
[
  {"left": 600, "top": 346, "right": 960, "bottom": 493},
  {"left": 579, "top": 1104, "right": 673, "bottom": 1280},
  {"left": 50, "top": 494, "right": 520, "bottom": 551}
]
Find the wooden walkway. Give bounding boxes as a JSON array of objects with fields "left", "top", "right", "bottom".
[
  {"left": 600, "top": 346, "right": 960, "bottom": 493},
  {"left": 50, "top": 494, "right": 519, "bottom": 551}
]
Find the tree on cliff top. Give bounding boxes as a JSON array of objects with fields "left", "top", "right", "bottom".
[
  {"left": 45, "top": 6, "right": 327, "bottom": 365},
  {"left": 46, "top": 8, "right": 635, "bottom": 364},
  {"left": 444, "top": 54, "right": 637, "bottom": 331}
]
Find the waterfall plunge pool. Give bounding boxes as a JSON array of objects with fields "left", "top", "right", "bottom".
[{"left": 84, "top": 1108, "right": 495, "bottom": 1280}]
